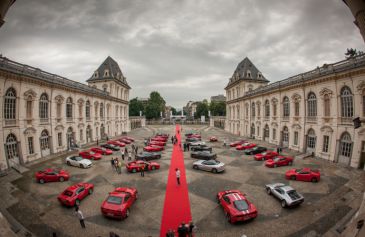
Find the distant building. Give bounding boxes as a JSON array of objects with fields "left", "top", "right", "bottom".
[
  {"left": 0, "top": 0, "right": 15, "bottom": 28},
  {"left": 183, "top": 101, "right": 200, "bottom": 119},
  {"left": 164, "top": 106, "right": 172, "bottom": 119},
  {"left": 211, "top": 94, "right": 226, "bottom": 102},
  {"left": 343, "top": 0, "right": 365, "bottom": 43}
]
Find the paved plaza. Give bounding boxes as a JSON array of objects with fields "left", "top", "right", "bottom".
[{"left": 0, "top": 125, "right": 364, "bottom": 237}]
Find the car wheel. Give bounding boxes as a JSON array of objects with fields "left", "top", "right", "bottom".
[
  {"left": 212, "top": 168, "right": 218, "bottom": 173},
  {"left": 266, "top": 188, "right": 271, "bottom": 195},
  {"left": 59, "top": 177, "right": 65, "bottom": 182},
  {"left": 274, "top": 164, "right": 277, "bottom": 168},
  {"left": 291, "top": 176, "right": 296, "bottom": 180},
  {"left": 281, "top": 200, "right": 287, "bottom": 208},
  {"left": 288, "top": 162, "right": 292, "bottom": 166},
  {"left": 311, "top": 177, "right": 318, "bottom": 183},
  {"left": 132, "top": 168, "right": 136, "bottom": 173},
  {"left": 125, "top": 209, "right": 130, "bottom": 218},
  {"left": 193, "top": 165, "right": 199, "bottom": 170},
  {"left": 88, "top": 188, "right": 93, "bottom": 195},
  {"left": 226, "top": 212, "right": 232, "bottom": 223},
  {"left": 79, "top": 164, "right": 83, "bottom": 168},
  {"left": 39, "top": 179, "right": 45, "bottom": 184},
  {"left": 67, "top": 161, "right": 71, "bottom": 166},
  {"left": 75, "top": 199, "right": 80, "bottom": 206}
]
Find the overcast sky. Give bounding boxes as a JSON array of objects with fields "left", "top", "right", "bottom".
[{"left": 0, "top": 0, "right": 363, "bottom": 108}]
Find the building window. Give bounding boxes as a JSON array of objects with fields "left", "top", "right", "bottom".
[
  {"left": 323, "top": 135, "right": 329, "bottom": 153},
  {"left": 57, "top": 103, "right": 61, "bottom": 118},
  {"left": 324, "top": 94, "right": 330, "bottom": 117},
  {"left": 294, "top": 101, "right": 300, "bottom": 116},
  {"left": 294, "top": 131, "right": 299, "bottom": 146},
  {"left": 250, "top": 124, "right": 255, "bottom": 137},
  {"left": 100, "top": 103, "right": 104, "bottom": 118},
  {"left": 28, "top": 137, "right": 34, "bottom": 155},
  {"left": 66, "top": 97, "right": 73, "bottom": 118},
  {"left": 265, "top": 100, "right": 270, "bottom": 117},
  {"left": 95, "top": 104, "right": 99, "bottom": 118},
  {"left": 264, "top": 125, "right": 269, "bottom": 139},
  {"left": 307, "top": 92, "right": 317, "bottom": 117},
  {"left": 85, "top": 101, "right": 90, "bottom": 119},
  {"left": 251, "top": 102, "right": 255, "bottom": 117},
  {"left": 273, "top": 104, "right": 277, "bottom": 116},
  {"left": 39, "top": 93, "right": 49, "bottom": 119},
  {"left": 307, "top": 129, "right": 316, "bottom": 149},
  {"left": 340, "top": 86, "right": 353, "bottom": 118},
  {"left": 283, "top": 126, "right": 289, "bottom": 144},
  {"left": 283, "top": 96, "right": 290, "bottom": 117},
  {"left": 5, "top": 134, "right": 18, "bottom": 160},
  {"left": 257, "top": 104, "right": 261, "bottom": 117},
  {"left": 273, "top": 128, "right": 276, "bottom": 140},
  {"left": 340, "top": 132, "right": 352, "bottom": 158},
  {"left": 58, "top": 133, "right": 62, "bottom": 147},
  {"left": 257, "top": 126, "right": 260, "bottom": 136},
  {"left": 4, "top": 87, "right": 16, "bottom": 120},
  {"left": 26, "top": 99, "right": 33, "bottom": 118},
  {"left": 40, "top": 130, "right": 49, "bottom": 150},
  {"left": 80, "top": 129, "right": 83, "bottom": 141}
]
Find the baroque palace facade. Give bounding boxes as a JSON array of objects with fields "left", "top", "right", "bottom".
[
  {"left": 225, "top": 55, "right": 365, "bottom": 169},
  {"left": 0, "top": 55, "right": 130, "bottom": 170}
]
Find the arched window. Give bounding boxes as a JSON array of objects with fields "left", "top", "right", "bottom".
[
  {"left": 85, "top": 100, "right": 90, "bottom": 119},
  {"left": 294, "top": 101, "right": 300, "bottom": 116},
  {"left": 250, "top": 123, "right": 255, "bottom": 137},
  {"left": 5, "top": 134, "right": 18, "bottom": 160},
  {"left": 265, "top": 100, "right": 270, "bottom": 117},
  {"left": 307, "top": 92, "right": 317, "bottom": 117},
  {"left": 307, "top": 129, "right": 316, "bottom": 149},
  {"left": 66, "top": 97, "right": 73, "bottom": 118},
  {"left": 251, "top": 102, "right": 255, "bottom": 117},
  {"left": 324, "top": 94, "right": 330, "bottom": 117},
  {"left": 340, "top": 87, "right": 353, "bottom": 118},
  {"left": 283, "top": 126, "right": 289, "bottom": 145},
  {"left": 264, "top": 124, "right": 269, "bottom": 139},
  {"left": 283, "top": 96, "right": 290, "bottom": 117},
  {"left": 4, "top": 88, "right": 16, "bottom": 120},
  {"left": 257, "top": 103, "right": 261, "bottom": 117},
  {"left": 40, "top": 130, "right": 49, "bottom": 150},
  {"left": 340, "top": 132, "right": 352, "bottom": 158},
  {"left": 39, "top": 93, "right": 49, "bottom": 119},
  {"left": 100, "top": 103, "right": 104, "bottom": 118}
]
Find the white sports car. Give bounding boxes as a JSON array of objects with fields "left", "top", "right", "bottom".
[
  {"left": 193, "top": 159, "right": 225, "bottom": 173},
  {"left": 66, "top": 155, "right": 92, "bottom": 168},
  {"left": 265, "top": 183, "right": 304, "bottom": 207}
]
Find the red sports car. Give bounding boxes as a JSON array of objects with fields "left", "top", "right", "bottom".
[
  {"left": 216, "top": 190, "right": 258, "bottom": 224},
  {"left": 236, "top": 143, "right": 256, "bottom": 150},
  {"left": 230, "top": 140, "right": 246, "bottom": 147},
  {"left": 79, "top": 150, "right": 102, "bottom": 160},
  {"left": 187, "top": 134, "right": 201, "bottom": 139},
  {"left": 254, "top": 151, "right": 279, "bottom": 161},
  {"left": 107, "top": 140, "right": 126, "bottom": 147},
  {"left": 57, "top": 182, "right": 94, "bottom": 206},
  {"left": 119, "top": 138, "right": 132, "bottom": 144},
  {"left": 101, "top": 187, "right": 138, "bottom": 219},
  {"left": 120, "top": 136, "right": 135, "bottom": 142},
  {"left": 90, "top": 147, "right": 113, "bottom": 155},
  {"left": 265, "top": 156, "right": 294, "bottom": 168},
  {"left": 152, "top": 137, "right": 168, "bottom": 142},
  {"left": 149, "top": 141, "right": 166, "bottom": 146},
  {"left": 35, "top": 168, "right": 70, "bottom": 184},
  {"left": 126, "top": 160, "right": 160, "bottom": 173},
  {"left": 144, "top": 145, "right": 163, "bottom": 152},
  {"left": 209, "top": 136, "right": 218, "bottom": 142},
  {"left": 285, "top": 168, "right": 321, "bottom": 182}
]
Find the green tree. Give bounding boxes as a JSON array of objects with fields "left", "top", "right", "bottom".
[
  {"left": 129, "top": 98, "right": 144, "bottom": 116},
  {"left": 210, "top": 101, "right": 226, "bottom": 116},
  {"left": 145, "top": 91, "right": 166, "bottom": 119},
  {"left": 195, "top": 102, "right": 209, "bottom": 118},
  {"left": 170, "top": 107, "right": 177, "bottom": 115}
]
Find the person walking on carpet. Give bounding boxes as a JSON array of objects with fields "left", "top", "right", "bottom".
[{"left": 175, "top": 168, "right": 180, "bottom": 185}]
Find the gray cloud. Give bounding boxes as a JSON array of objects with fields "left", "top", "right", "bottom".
[{"left": 0, "top": 0, "right": 363, "bottom": 108}]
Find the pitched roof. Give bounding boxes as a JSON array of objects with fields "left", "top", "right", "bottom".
[{"left": 87, "top": 56, "right": 130, "bottom": 88}]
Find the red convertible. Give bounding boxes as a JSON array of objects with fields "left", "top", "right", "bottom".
[
  {"left": 149, "top": 141, "right": 166, "bottom": 146},
  {"left": 35, "top": 168, "right": 70, "bottom": 184},
  {"left": 144, "top": 145, "right": 164, "bottom": 152},
  {"left": 57, "top": 182, "right": 94, "bottom": 206},
  {"left": 119, "top": 138, "right": 132, "bottom": 144},
  {"left": 107, "top": 140, "right": 126, "bottom": 147},
  {"left": 216, "top": 190, "right": 257, "bottom": 224},
  {"left": 265, "top": 156, "right": 293, "bottom": 168},
  {"left": 90, "top": 147, "right": 113, "bottom": 155},
  {"left": 79, "top": 150, "right": 102, "bottom": 160},
  {"left": 230, "top": 140, "right": 246, "bottom": 147},
  {"left": 126, "top": 160, "right": 160, "bottom": 173},
  {"left": 236, "top": 143, "right": 256, "bottom": 150},
  {"left": 285, "top": 168, "right": 321, "bottom": 182},
  {"left": 101, "top": 187, "right": 138, "bottom": 219},
  {"left": 254, "top": 151, "right": 279, "bottom": 161},
  {"left": 209, "top": 136, "right": 218, "bottom": 142}
]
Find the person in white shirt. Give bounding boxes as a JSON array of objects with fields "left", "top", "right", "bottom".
[
  {"left": 75, "top": 207, "right": 85, "bottom": 229},
  {"left": 175, "top": 168, "right": 181, "bottom": 185}
]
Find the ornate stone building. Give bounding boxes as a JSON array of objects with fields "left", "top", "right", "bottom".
[
  {"left": 225, "top": 56, "right": 365, "bottom": 169},
  {"left": 0, "top": 56, "right": 130, "bottom": 170}
]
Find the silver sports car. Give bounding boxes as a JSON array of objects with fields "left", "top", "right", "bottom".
[
  {"left": 265, "top": 183, "right": 304, "bottom": 208},
  {"left": 192, "top": 159, "right": 225, "bottom": 173}
]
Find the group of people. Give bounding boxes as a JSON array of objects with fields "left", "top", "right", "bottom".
[
  {"left": 111, "top": 157, "right": 123, "bottom": 174},
  {"left": 165, "top": 221, "right": 196, "bottom": 237},
  {"left": 183, "top": 142, "right": 191, "bottom": 152},
  {"left": 171, "top": 135, "right": 178, "bottom": 145}
]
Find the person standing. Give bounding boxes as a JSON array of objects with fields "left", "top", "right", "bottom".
[
  {"left": 187, "top": 142, "right": 190, "bottom": 151},
  {"left": 111, "top": 157, "right": 115, "bottom": 169},
  {"left": 223, "top": 139, "right": 227, "bottom": 147},
  {"left": 166, "top": 229, "right": 175, "bottom": 237},
  {"left": 135, "top": 146, "right": 138, "bottom": 154},
  {"left": 175, "top": 168, "right": 181, "bottom": 185},
  {"left": 75, "top": 207, "right": 85, "bottom": 229},
  {"left": 188, "top": 221, "right": 196, "bottom": 237},
  {"left": 128, "top": 150, "right": 132, "bottom": 161},
  {"left": 117, "top": 160, "right": 122, "bottom": 174},
  {"left": 177, "top": 222, "right": 188, "bottom": 237},
  {"left": 171, "top": 136, "right": 174, "bottom": 144},
  {"left": 140, "top": 163, "right": 145, "bottom": 177}
]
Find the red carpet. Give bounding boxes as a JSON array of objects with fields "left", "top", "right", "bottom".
[{"left": 160, "top": 125, "right": 192, "bottom": 236}]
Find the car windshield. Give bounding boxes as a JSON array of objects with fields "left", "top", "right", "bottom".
[
  {"left": 63, "top": 190, "right": 74, "bottom": 197},
  {"left": 101, "top": 148, "right": 106, "bottom": 151},
  {"left": 273, "top": 157, "right": 280, "bottom": 162},
  {"left": 234, "top": 200, "right": 249, "bottom": 211},
  {"left": 90, "top": 152, "right": 95, "bottom": 155},
  {"left": 109, "top": 144, "right": 115, "bottom": 147},
  {"left": 287, "top": 190, "right": 301, "bottom": 200},
  {"left": 261, "top": 152, "right": 267, "bottom": 155},
  {"left": 107, "top": 196, "right": 123, "bottom": 205},
  {"left": 75, "top": 156, "right": 83, "bottom": 161},
  {"left": 295, "top": 168, "right": 303, "bottom": 173}
]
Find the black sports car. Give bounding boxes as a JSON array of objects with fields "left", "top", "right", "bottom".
[
  {"left": 186, "top": 137, "right": 201, "bottom": 143},
  {"left": 244, "top": 146, "right": 267, "bottom": 155},
  {"left": 136, "top": 152, "right": 162, "bottom": 161},
  {"left": 191, "top": 151, "right": 217, "bottom": 160},
  {"left": 190, "top": 145, "right": 212, "bottom": 152},
  {"left": 101, "top": 143, "right": 120, "bottom": 151}
]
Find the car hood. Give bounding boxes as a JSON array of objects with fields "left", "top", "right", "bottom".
[{"left": 80, "top": 159, "right": 92, "bottom": 165}]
